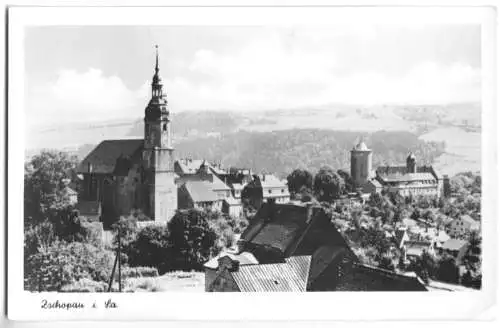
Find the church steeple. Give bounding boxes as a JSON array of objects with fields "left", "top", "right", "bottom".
[{"left": 151, "top": 45, "right": 164, "bottom": 98}]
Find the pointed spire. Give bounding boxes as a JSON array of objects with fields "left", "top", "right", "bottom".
[{"left": 155, "top": 44, "right": 159, "bottom": 73}]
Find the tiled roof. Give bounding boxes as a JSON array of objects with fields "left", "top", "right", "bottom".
[
  {"left": 210, "top": 174, "right": 231, "bottom": 191},
  {"left": 335, "top": 263, "right": 427, "bottom": 291},
  {"left": 243, "top": 204, "right": 309, "bottom": 254},
  {"left": 232, "top": 256, "right": 311, "bottom": 292},
  {"left": 76, "top": 200, "right": 101, "bottom": 216},
  {"left": 183, "top": 181, "right": 219, "bottom": 203},
  {"left": 441, "top": 239, "right": 468, "bottom": 251},
  {"left": 77, "top": 139, "right": 143, "bottom": 174},
  {"left": 460, "top": 215, "right": 477, "bottom": 225},
  {"left": 379, "top": 172, "right": 436, "bottom": 183},
  {"left": 259, "top": 174, "right": 288, "bottom": 189}
]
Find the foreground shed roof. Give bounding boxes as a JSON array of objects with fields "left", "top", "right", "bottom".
[{"left": 232, "top": 256, "right": 311, "bottom": 292}]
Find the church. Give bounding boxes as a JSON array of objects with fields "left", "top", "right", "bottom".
[
  {"left": 350, "top": 140, "right": 449, "bottom": 198},
  {"left": 76, "top": 48, "right": 181, "bottom": 228}
]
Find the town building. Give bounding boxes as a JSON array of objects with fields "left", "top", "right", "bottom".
[
  {"left": 205, "top": 202, "right": 429, "bottom": 292},
  {"left": 439, "top": 239, "right": 469, "bottom": 265},
  {"left": 402, "top": 240, "right": 435, "bottom": 264},
  {"left": 242, "top": 174, "right": 290, "bottom": 209},
  {"left": 77, "top": 48, "right": 177, "bottom": 228},
  {"left": 447, "top": 215, "right": 480, "bottom": 239},
  {"left": 350, "top": 139, "right": 448, "bottom": 198},
  {"left": 177, "top": 180, "right": 222, "bottom": 212}
]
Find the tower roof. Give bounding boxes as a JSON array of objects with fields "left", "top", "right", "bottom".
[
  {"left": 353, "top": 141, "right": 370, "bottom": 151},
  {"left": 152, "top": 45, "right": 163, "bottom": 85},
  {"left": 407, "top": 152, "right": 416, "bottom": 161}
]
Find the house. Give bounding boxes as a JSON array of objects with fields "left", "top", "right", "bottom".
[
  {"left": 205, "top": 202, "right": 429, "bottom": 292},
  {"left": 448, "top": 215, "right": 480, "bottom": 239},
  {"left": 222, "top": 197, "right": 243, "bottom": 218},
  {"left": 440, "top": 239, "right": 469, "bottom": 265},
  {"left": 205, "top": 254, "right": 310, "bottom": 292},
  {"left": 177, "top": 181, "right": 222, "bottom": 211},
  {"left": 402, "top": 240, "right": 434, "bottom": 263},
  {"left": 242, "top": 174, "right": 290, "bottom": 209}
]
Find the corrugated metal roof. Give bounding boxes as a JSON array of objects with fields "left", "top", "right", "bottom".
[
  {"left": 77, "top": 139, "right": 143, "bottom": 174},
  {"left": 232, "top": 256, "right": 311, "bottom": 292}
]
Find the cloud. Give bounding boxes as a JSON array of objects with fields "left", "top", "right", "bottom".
[
  {"left": 163, "top": 33, "right": 481, "bottom": 111},
  {"left": 26, "top": 68, "right": 146, "bottom": 127}
]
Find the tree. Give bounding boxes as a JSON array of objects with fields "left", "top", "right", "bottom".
[
  {"left": 24, "top": 150, "right": 79, "bottom": 222},
  {"left": 129, "top": 225, "right": 171, "bottom": 274},
  {"left": 167, "top": 209, "right": 218, "bottom": 271},
  {"left": 286, "top": 169, "right": 313, "bottom": 197},
  {"left": 337, "top": 169, "right": 354, "bottom": 193},
  {"left": 437, "top": 256, "right": 460, "bottom": 284},
  {"left": 413, "top": 250, "right": 438, "bottom": 283},
  {"left": 313, "top": 166, "right": 345, "bottom": 202}
]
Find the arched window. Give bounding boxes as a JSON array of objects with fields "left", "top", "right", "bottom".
[{"left": 163, "top": 123, "right": 167, "bottom": 132}]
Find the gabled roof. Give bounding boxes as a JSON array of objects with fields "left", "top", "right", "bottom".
[
  {"left": 259, "top": 174, "right": 288, "bottom": 189},
  {"left": 460, "top": 215, "right": 478, "bottom": 225},
  {"left": 183, "top": 181, "right": 219, "bottom": 203},
  {"left": 232, "top": 256, "right": 311, "bottom": 292},
  {"left": 77, "top": 139, "right": 143, "bottom": 174},
  {"left": 441, "top": 239, "right": 468, "bottom": 251},
  {"left": 241, "top": 204, "right": 310, "bottom": 254}
]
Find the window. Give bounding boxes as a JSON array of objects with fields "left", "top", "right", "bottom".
[
  {"left": 269, "top": 190, "right": 272, "bottom": 194},
  {"left": 163, "top": 123, "right": 167, "bottom": 132}
]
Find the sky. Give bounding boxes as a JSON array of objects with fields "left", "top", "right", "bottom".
[{"left": 24, "top": 25, "right": 481, "bottom": 128}]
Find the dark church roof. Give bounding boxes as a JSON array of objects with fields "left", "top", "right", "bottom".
[{"left": 77, "top": 139, "right": 143, "bottom": 174}]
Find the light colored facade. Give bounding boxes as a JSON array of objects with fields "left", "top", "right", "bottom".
[
  {"left": 259, "top": 174, "right": 290, "bottom": 204},
  {"left": 349, "top": 139, "right": 446, "bottom": 198},
  {"left": 447, "top": 215, "right": 480, "bottom": 238}
]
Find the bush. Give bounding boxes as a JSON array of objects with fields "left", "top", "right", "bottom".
[
  {"left": 168, "top": 209, "right": 218, "bottom": 271},
  {"left": 127, "top": 225, "right": 170, "bottom": 273},
  {"left": 121, "top": 266, "right": 159, "bottom": 279},
  {"left": 60, "top": 278, "right": 108, "bottom": 293},
  {"left": 24, "top": 241, "right": 114, "bottom": 292}
]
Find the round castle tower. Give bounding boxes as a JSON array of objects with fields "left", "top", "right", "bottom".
[{"left": 350, "top": 140, "right": 373, "bottom": 189}]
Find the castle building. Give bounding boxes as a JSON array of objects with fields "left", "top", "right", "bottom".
[
  {"left": 349, "top": 139, "right": 448, "bottom": 198},
  {"left": 77, "top": 47, "right": 177, "bottom": 227},
  {"left": 350, "top": 140, "right": 373, "bottom": 189}
]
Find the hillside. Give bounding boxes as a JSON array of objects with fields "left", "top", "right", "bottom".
[{"left": 172, "top": 129, "right": 445, "bottom": 178}]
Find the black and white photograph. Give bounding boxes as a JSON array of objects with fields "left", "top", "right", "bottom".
[{"left": 5, "top": 4, "right": 497, "bottom": 322}]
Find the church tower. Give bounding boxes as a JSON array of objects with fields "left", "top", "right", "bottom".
[
  {"left": 406, "top": 152, "right": 417, "bottom": 173},
  {"left": 350, "top": 138, "right": 373, "bottom": 190},
  {"left": 142, "top": 46, "right": 177, "bottom": 222}
]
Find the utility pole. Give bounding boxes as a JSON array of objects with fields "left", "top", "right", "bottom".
[{"left": 118, "top": 227, "right": 122, "bottom": 292}]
